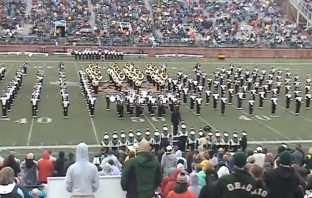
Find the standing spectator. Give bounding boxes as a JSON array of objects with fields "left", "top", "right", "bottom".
[
  {"left": 2, "top": 154, "right": 20, "bottom": 177},
  {"left": 163, "top": 169, "right": 183, "bottom": 198},
  {"left": 214, "top": 152, "right": 257, "bottom": 198},
  {"left": 292, "top": 145, "right": 304, "bottom": 166},
  {"left": 176, "top": 150, "right": 187, "bottom": 170},
  {"left": 250, "top": 165, "right": 268, "bottom": 198},
  {"left": 124, "top": 149, "right": 136, "bottom": 163},
  {"left": 305, "top": 148, "right": 312, "bottom": 170},
  {"left": 121, "top": 140, "right": 162, "bottom": 198},
  {"left": 161, "top": 146, "right": 178, "bottom": 175},
  {"left": 55, "top": 151, "right": 67, "bottom": 176},
  {"left": 37, "top": 151, "right": 54, "bottom": 184},
  {"left": 188, "top": 173, "right": 202, "bottom": 198},
  {"left": 107, "top": 159, "right": 120, "bottom": 175},
  {"left": 0, "top": 149, "right": 4, "bottom": 166},
  {"left": 48, "top": 151, "right": 56, "bottom": 162},
  {"left": 253, "top": 147, "right": 266, "bottom": 168},
  {"left": 186, "top": 152, "right": 194, "bottom": 173},
  {"left": 66, "top": 142, "right": 100, "bottom": 197},
  {"left": 0, "top": 167, "right": 29, "bottom": 198},
  {"left": 167, "top": 172, "right": 195, "bottom": 198},
  {"left": 20, "top": 153, "right": 37, "bottom": 185},
  {"left": 264, "top": 151, "right": 300, "bottom": 198},
  {"left": 64, "top": 153, "right": 74, "bottom": 174}
]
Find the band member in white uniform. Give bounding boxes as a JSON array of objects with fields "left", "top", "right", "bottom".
[
  {"left": 62, "top": 100, "right": 70, "bottom": 118},
  {"left": 195, "top": 95, "right": 202, "bottom": 115},
  {"left": 271, "top": 95, "right": 278, "bottom": 116},
  {"left": 295, "top": 94, "right": 303, "bottom": 115}
]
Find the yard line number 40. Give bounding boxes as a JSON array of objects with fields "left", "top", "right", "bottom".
[
  {"left": 131, "top": 117, "right": 166, "bottom": 123},
  {"left": 239, "top": 115, "right": 278, "bottom": 121},
  {"left": 1, "top": 117, "right": 52, "bottom": 124}
]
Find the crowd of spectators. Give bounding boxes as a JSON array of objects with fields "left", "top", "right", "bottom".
[
  {"left": 0, "top": 138, "right": 312, "bottom": 198},
  {"left": 1, "top": 0, "right": 312, "bottom": 47}
]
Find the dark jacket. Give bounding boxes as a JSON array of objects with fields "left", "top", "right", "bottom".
[
  {"left": 64, "top": 159, "right": 75, "bottom": 174},
  {"left": 0, "top": 182, "right": 30, "bottom": 198},
  {"left": 264, "top": 166, "right": 300, "bottom": 198},
  {"left": 251, "top": 182, "right": 268, "bottom": 198},
  {"left": 121, "top": 152, "right": 163, "bottom": 198},
  {"left": 3, "top": 162, "right": 20, "bottom": 177},
  {"left": 214, "top": 168, "right": 257, "bottom": 198},
  {"left": 304, "top": 154, "right": 312, "bottom": 170},
  {"left": 55, "top": 157, "right": 67, "bottom": 176}
]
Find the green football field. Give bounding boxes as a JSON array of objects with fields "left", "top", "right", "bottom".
[{"left": 0, "top": 56, "right": 312, "bottom": 157}]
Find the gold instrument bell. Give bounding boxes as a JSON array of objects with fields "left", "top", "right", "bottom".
[
  {"left": 92, "top": 80, "right": 99, "bottom": 86},
  {"left": 135, "top": 80, "right": 142, "bottom": 87}
]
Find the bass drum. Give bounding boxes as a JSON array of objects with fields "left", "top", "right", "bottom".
[{"left": 109, "top": 96, "right": 116, "bottom": 102}]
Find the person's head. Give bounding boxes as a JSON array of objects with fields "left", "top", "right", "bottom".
[
  {"left": 233, "top": 152, "right": 247, "bottom": 169},
  {"left": 138, "top": 140, "right": 151, "bottom": 153},
  {"left": 58, "top": 151, "right": 65, "bottom": 159},
  {"left": 247, "top": 156, "right": 255, "bottom": 164},
  {"left": 68, "top": 153, "right": 74, "bottom": 160},
  {"left": 195, "top": 163, "right": 202, "bottom": 173},
  {"left": 32, "top": 188, "right": 40, "bottom": 198},
  {"left": 203, "top": 151, "right": 210, "bottom": 160},
  {"left": 3, "top": 154, "right": 16, "bottom": 167},
  {"left": 129, "top": 149, "right": 136, "bottom": 158},
  {"left": 0, "top": 167, "right": 14, "bottom": 185},
  {"left": 177, "top": 172, "right": 188, "bottom": 185},
  {"left": 250, "top": 165, "right": 264, "bottom": 187},
  {"left": 76, "top": 142, "right": 89, "bottom": 162},
  {"left": 279, "top": 151, "right": 292, "bottom": 167},
  {"left": 186, "top": 151, "right": 193, "bottom": 162}
]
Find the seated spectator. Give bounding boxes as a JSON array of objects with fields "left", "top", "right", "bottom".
[
  {"left": 99, "top": 163, "right": 111, "bottom": 176},
  {"left": 2, "top": 154, "right": 20, "bottom": 177},
  {"left": 100, "top": 150, "right": 121, "bottom": 170},
  {"left": 107, "top": 159, "right": 120, "bottom": 175},
  {"left": 167, "top": 172, "right": 195, "bottom": 198},
  {"left": 20, "top": 153, "right": 37, "bottom": 185},
  {"left": 37, "top": 151, "right": 53, "bottom": 184},
  {"left": 188, "top": 173, "right": 202, "bottom": 198},
  {"left": 0, "top": 167, "right": 30, "bottom": 198}
]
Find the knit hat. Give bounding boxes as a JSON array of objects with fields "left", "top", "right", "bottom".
[
  {"left": 177, "top": 172, "right": 188, "bottom": 184},
  {"left": 279, "top": 151, "right": 292, "bottom": 166},
  {"left": 233, "top": 152, "right": 247, "bottom": 168}
]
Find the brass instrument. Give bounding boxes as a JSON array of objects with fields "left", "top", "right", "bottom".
[
  {"left": 86, "top": 63, "right": 103, "bottom": 82},
  {"left": 106, "top": 62, "right": 125, "bottom": 85}
]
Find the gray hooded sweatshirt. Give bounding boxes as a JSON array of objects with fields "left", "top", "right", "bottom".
[
  {"left": 161, "top": 152, "right": 177, "bottom": 175},
  {"left": 188, "top": 173, "right": 202, "bottom": 198},
  {"left": 65, "top": 142, "right": 100, "bottom": 196}
]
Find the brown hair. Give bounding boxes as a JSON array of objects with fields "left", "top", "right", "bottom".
[
  {"left": 186, "top": 151, "right": 193, "bottom": 162},
  {"left": 0, "top": 167, "right": 14, "bottom": 185},
  {"left": 250, "top": 165, "right": 264, "bottom": 187},
  {"left": 2, "top": 154, "right": 16, "bottom": 168},
  {"left": 291, "top": 164, "right": 299, "bottom": 171}
]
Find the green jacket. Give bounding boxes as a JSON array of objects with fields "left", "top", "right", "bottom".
[
  {"left": 121, "top": 152, "right": 163, "bottom": 198},
  {"left": 214, "top": 169, "right": 257, "bottom": 198}
]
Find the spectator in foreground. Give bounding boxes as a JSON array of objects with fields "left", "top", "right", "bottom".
[
  {"left": 2, "top": 154, "right": 20, "bottom": 177},
  {"left": 20, "top": 153, "right": 37, "bottom": 185},
  {"left": 64, "top": 153, "right": 74, "bottom": 174},
  {"left": 214, "top": 152, "right": 256, "bottom": 198},
  {"left": 100, "top": 150, "right": 122, "bottom": 170},
  {"left": 161, "top": 146, "right": 178, "bottom": 175},
  {"left": 163, "top": 169, "right": 183, "bottom": 198},
  {"left": 264, "top": 151, "right": 300, "bottom": 198},
  {"left": 0, "top": 167, "right": 29, "bottom": 198},
  {"left": 188, "top": 173, "right": 202, "bottom": 198},
  {"left": 121, "top": 139, "right": 162, "bottom": 198},
  {"left": 37, "top": 151, "right": 54, "bottom": 184},
  {"left": 66, "top": 142, "right": 100, "bottom": 197},
  {"left": 55, "top": 151, "right": 67, "bottom": 176},
  {"left": 167, "top": 172, "right": 195, "bottom": 198}
]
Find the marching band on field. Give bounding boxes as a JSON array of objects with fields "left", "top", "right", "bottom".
[
  {"left": 73, "top": 49, "right": 124, "bottom": 61},
  {"left": 58, "top": 62, "right": 70, "bottom": 119}
]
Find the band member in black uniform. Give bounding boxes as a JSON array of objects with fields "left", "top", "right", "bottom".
[
  {"left": 259, "top": 89, "right": 265, "bottom": 109},
  {"left": 171, "top": 108, "right": 181, "bottom": 135},
  {"left": 189, "top": 94, "right": 196, "bottom": 110},
  {"left": 23, "top": 62, "right": 28, "bottom": 75},
  {"left": 117, "top": 100, "right": 124, "bottom": 119},
  {"left": 182, "top": 87, "right": 188, "bottom": 104},
  {"left": 157, "top": 101, "right": 164, "bottom": 118},
  {"left": 195, "top": 95, "right": 202, "bottom": 115},
  {"left": 240, "top": 131, "right": 248, "bottom": 152},
  {"left": 285, "top": 91, "right": 292, "bottom": 110},
  {"left": 248, "top": 97, "right": 255, "bottom": 115},
  {"left": 220, "top": 96, "right": 227, "bottom": 116},
  {"left": 212, "top": 91, "right": 219, "bottom": 111},
  {"left": 205, "top": 89, "right": 211, "bottom": 105},
  {"left": 135, "top": 100, "right": 141, "bottom": 117},
  {"left": 106, "top": 93, "right": 110, "bottom": 110},
  {"left": 295, "top": 94, "right": 303, "bottom": 115},
  {"left": 237, "top": 90, "right": 244, "bottom": 110},
  {"left": 306, "top": 91, "right": 311, "bottom": 110},
  {"left": 74, "top": 51, "right": 78, "bottom": 60},
  {"left": 1, "top": 95, "right": 7, "bottom": 118},
  {"left": 271, "top": 95, "right": 278, "bottom": 116},
  {"left": 31, "top": 96, "right": 38, "bottom": 118},
  {"left": 62, "top": 100, "right": 70, "bottom": 119}
]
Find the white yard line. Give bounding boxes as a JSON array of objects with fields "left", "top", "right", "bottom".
[
  {"left": 182, "top": 104, "right": 218, "bottom": 131},
  {"left": 143, "top": 114, "right": 157, "bottom": 130},
  {"left": 4, "top": 62, "right": 15, "bottom": 77},
  {"left": 27, "top": 63, "right": 46, "bottom": 146},
  {"left": 73, "top": 62, "right": 99, "bottom": 144},
  {"left": 228, "top": 105, "right": 291, "bottom": 140}
]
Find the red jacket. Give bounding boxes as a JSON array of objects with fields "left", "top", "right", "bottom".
[
  {"left": 161, "top": 176, "right": 170, "bottom": 195},
  {"left": 37, "top": 151, "right": 54, "bottom": 183},
  {"left": 163, "top": 169, "right": 182, "bottom": 198},
  {"left": 167, "top": 190, "right": 195, "bottom": 198}
]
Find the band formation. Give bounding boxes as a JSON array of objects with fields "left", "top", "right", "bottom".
[{"left": 73, "top": 49, "right": 124, "bottom": 61}]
